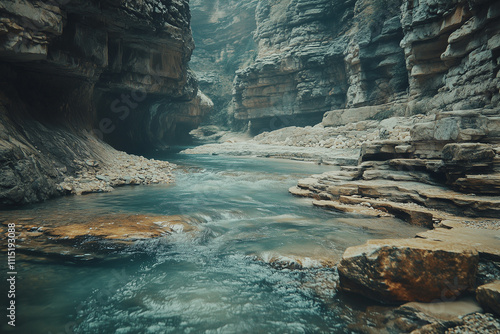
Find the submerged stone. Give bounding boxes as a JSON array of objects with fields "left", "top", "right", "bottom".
[{"left": 1, "top": 214, "right": 198, "bottom": 262}]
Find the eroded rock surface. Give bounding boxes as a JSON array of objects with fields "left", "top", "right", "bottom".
[
  {"left": 0, "top": 0, "right": 211, "bottom": 206},
  {"left": 189, "top": 0, "right": 500, "bottom": 136},
  {"left": 233, "top": 0, "right": 408, "bottom": 132},
  {"left": 190, "top": 0, "right": 258, "bottom": 127},
  {"left": 1, "top": 213, "right": 198, "bottom": 261},
  {"left": 338, "top": 239, "right": 479, "bottom": 303},
  {"left": 401, "top": 0, "right": 500, "bottom": 112}
]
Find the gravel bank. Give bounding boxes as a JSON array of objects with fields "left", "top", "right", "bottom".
[
  {"left": 58, "top": 150, "right": 175, "bottom": 195},
  {"left": 446, "top": 313, "right": 500, "bottom": 333}
]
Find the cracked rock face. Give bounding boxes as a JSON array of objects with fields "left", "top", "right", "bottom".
[
  {"left": 401, "top": 0, "right": 500, "bottom": 113},
  {"left": 207, "top": 0, "right": 499, "bottom": 132},
  {"left": 0, "top": 0, "right": 206, "bottom": 143}
]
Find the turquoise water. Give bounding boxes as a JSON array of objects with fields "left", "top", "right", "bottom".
[{"left": 1, "top": 152, "right": 425, "bottom": 333}]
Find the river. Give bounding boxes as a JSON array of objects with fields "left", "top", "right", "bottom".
[{"left": 1, "top": 151, "right": 426, "bottom": 333}]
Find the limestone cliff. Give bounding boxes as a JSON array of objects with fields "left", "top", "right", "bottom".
[
  {"left": 0, "top": 0, "right": 210, "bottom": 206},
  {"left": 401, "top": 0, "right": 500, "bottom": 113},
  {"left": 232, "top": 0, "right": 409, "bottom": 132},
  {"left": 188, "top": 0, "right": 500, "bottom": 215},
  {"left": 286, "top": 1, "right": 500, "bottom": 219},
  {"left": 225, "top": 0, "right": 500, "bottom": 133}
]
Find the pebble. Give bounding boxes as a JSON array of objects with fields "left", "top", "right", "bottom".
[
  {"left": 57, "top": 151, "right": 175, "bottom": 196},
  {"left": 462, "top": 221, "right": 500, "bottom": 230},
  {"left": 446, "top": 313, "right": 500, "bottom": 333}
]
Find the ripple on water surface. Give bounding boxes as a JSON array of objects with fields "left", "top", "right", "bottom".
[{"left": 2, "top": 154, "right": 427, "bottom": 333}]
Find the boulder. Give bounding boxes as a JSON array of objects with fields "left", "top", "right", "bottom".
[
  {"left": 476, "top": 281, "right": 500, "bottom": 316},
  {"left": 338, "top": 238, "right": 479, "bottom": 303},
  {"left": 399, "top": 297, "right": 482, "bottom": 323}
]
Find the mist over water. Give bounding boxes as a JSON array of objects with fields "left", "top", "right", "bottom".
[{"left": 4, "top": 152, "right": 425, "bottom": 333}]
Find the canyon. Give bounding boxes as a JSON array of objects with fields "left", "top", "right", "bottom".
[
  {"left": 0, "top": 0, "right": 211, "bottom": 206},
  {"left": 189, "top": 0, "right": 500, "bottom": 329},
  {"left": 1, "top": 0, "right": 500, "bottom": 332}
]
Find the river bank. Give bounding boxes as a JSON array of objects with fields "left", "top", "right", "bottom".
[
  {"left": 183, "top": 113, "right": 430, "bottom": 164},
  {"left": 0, "top": 154, "right": 429, "bottom": 333},
  {"left": 2, "top": 152, "right": 500, "bottom": 333},
  {"left": 181, "top": 108, "right": 500, "bottom": 329}
]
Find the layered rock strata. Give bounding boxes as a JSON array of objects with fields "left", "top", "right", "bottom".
[
  {"left": 190, "top": 0, "right": 258, "bottom": 127},
  {"left": 401, "top": 0, "right": 500, "bottom": 113},
  {"left": 0, "top": 0, "right": 210, "bottom": 206},
  {"left": 225, "top": 0, "right": 500, "bottom": 133},
  {"left": 290, "top": 113, "right": 500, "bottom": 304},
  {"left": 232, "top": 0, "right": 409, "bottom": 132}
]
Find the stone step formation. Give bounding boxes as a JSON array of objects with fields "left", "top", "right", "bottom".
[{"left": 288, "top": 107, "right": 500, "bottom": 326}]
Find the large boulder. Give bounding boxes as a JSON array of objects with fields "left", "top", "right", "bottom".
[
  {"left": 476, "top": 281, "right": 500, "bottom": 316},
  {"left": 338, "top": 238, "right": 479, "bottom": 303}
]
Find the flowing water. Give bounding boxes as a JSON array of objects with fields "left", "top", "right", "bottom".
[{"left": 1, "top": 152, "right": 426, "bottom": 334}]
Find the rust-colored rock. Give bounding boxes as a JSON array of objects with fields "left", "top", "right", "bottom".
[
  {"left": 476, "top": 281, "right": 500, "bottom": 316},
  {"left": 43, "top": 215, "right": 195, "bottom": 241},
  {"left": 338, "top": 238, "right": 479, "bottom": 303},
  {"left": 1, "top": 213, "right": 198, "bottom": 261}
]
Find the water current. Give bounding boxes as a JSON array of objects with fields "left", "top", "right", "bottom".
[{"left": 1, "top": 151, "right": 426, "bottom": 333}]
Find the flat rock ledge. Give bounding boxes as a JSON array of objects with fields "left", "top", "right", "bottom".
[
  {"left": 288, "top": 122, "right": 500, "bottom": 311},
  {"left": 338, "top": 238, "right": 479, "bottom": 304},
  {"left": 1, "top": 214, "right": 198, "bottom": 261}
]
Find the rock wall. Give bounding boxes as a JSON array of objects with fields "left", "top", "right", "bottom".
[
  {"left": 0, "top": 0, "right": 209, "bottom": 206},
  {"left": 227, "top": 0, "right": 500, "bottom": 133},
  {"left": 232, "top": 0, "right": 409, "bottom": 133},
  {"left": 286, "top": 1, "right": 500, "bottom": 305},
  {"left": 401, "top": 0, "right": 500, "bottom": 113},
  {"left": 190, "top": 0, "right": 258, "bottom": 127}
]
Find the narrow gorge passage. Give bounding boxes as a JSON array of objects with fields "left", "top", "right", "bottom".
[
  {"left": 2, "top": 0, "right": 500, "bottom": 332},
  {"left": 2, "top": 153, "right": 425, "bottom": 333}
]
